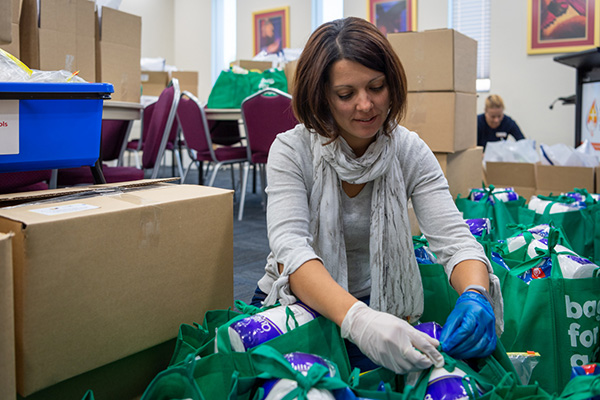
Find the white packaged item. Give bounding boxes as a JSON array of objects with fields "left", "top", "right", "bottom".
[
  {"left": 505, "top": 224, "right": 550, "bottom": 253},
  {"left": 526, "top": 239, "right": 600, "bottom": 279},
  {"left": 228, "top": 303, "right": 318, "bottom": 352},
  {"left": 262, "top": 353, "right": 337, "bottom": 400},
  {"left": 527, "top": 197, "right": 586, "bottom": 214},
  {"left": 469, "top": 187, "right": 518, "bottom": 203}
]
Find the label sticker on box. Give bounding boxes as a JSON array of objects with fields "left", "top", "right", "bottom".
[
  {"left": 30, "top": 203, "right": 99, "bottom": 216},
  {"left": 0, "top": 100, "right": 19, "bottom": 155}
]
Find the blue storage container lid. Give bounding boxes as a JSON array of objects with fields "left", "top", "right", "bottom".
[{"left": 0, "top": 82, "right": 114, "bottom": 99}]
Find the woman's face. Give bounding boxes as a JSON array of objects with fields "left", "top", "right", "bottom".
[
  {"left": 484, "top": 106, "right": 504, "bottom": 129},
  {"left": 327, "top": 59, "right": 390, "bottom": 156}
]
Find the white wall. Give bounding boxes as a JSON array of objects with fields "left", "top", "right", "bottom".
[
  {"left": 486, "top": 0, "right": 576, "bottom": 147},
  {"left": 120, "top": 0, "right": 579, "bottom": 147}
]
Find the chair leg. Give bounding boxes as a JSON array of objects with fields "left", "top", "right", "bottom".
[
  {"left": 198, "top": 161, "right": 204, "bottom": 185},
  {"left": 182, "top": 160, "right": 196, "bottom": 185},
  {"left": 208, "top": 163, "right": 223, "bottom": 187},
  {"left": 238, "top": 162, "right": 250, "bottom": 221},
  {"left": 259, "top": 164, "right": 267, "bottom": 210},
  {"left": 252, "top": 164, "right": 257, "bottom": 193},
  {"left": 174, "top": 149, "right": 185, "bottom": 183}
]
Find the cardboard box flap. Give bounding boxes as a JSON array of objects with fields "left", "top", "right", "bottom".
[
  {"left": 98, "top": 6, "right": 141, "bottom": 48},
  {"left": 0, "top": 183, "right": 232, "bottom": 225},
  {"left": 0, "top": 178, "right": 179, "bottom": 206},
  {"left": 536, "top": 164, "right": 595, "bottom": 194},
  {"left": 485, "top": 162, "right": 536, "bottom": 188}
]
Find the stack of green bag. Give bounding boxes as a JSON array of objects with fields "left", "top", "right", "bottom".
[{"left": 456, "top": 185, "right": 600, "bottom": 395}]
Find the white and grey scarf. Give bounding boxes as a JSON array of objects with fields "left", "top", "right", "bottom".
[{"left": 308, "top": 131, "right": 423, "bottom": 320}]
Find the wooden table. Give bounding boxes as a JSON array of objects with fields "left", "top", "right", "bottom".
[{"left": 205, "top": 108, "right": 242, "bottom": 121}]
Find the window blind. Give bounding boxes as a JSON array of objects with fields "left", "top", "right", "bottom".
[{"left": 450, "top": 0, "right": 491, "bottom": 81}]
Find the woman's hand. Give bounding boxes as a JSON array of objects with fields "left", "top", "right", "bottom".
[
  {"left": 341, "top": 301, "right": 444, "bottom": 374},
  {"left": 439, "top": 290, "right": 497, "bottom": 359}
]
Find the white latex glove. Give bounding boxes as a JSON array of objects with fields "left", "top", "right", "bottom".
[{"left": 341, "top": 301, "right": 444, "bottom": 374}]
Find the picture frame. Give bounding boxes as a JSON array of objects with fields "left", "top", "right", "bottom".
[
  {"left": 527, "top": 0, "right": 599, "bottom": 54},
  {"left": 253, "top": 7, "right": 290, "bottom": 56},
  {"left": 367, "top": 0, "right": 417, "bottom": 35}
]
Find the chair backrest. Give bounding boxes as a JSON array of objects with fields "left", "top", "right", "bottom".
[
  {"left": 141, "top": 78, "right": 181, "bottom": 173},
  {"left": 241, "top": 88, "right": 297, "bottom": 163},
  {"left": 176, "top": 91, "right": 214, "bottom": 159},
  {"left": 100, "top": 119, "right": 131, "bottom": 161}
]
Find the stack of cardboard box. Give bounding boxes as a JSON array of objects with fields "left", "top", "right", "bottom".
[
  {"left": 388, "top": 29, "right": 484, "bottom": 234},
  {"left": 141, "top": 70, "right": 200, "bottom": 97},
  {"left": 0, "top": 0, "right": 141, "bottom": 103}
]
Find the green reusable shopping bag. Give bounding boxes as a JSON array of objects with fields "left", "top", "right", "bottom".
[
  {"left": 419, "top": 263, "right": 459, "bottom": 326},
  {"left": 523, "top": 190, "right": 600, "bottom": 261},
  {"left": 495, "top": 222, "right": 574, "bottom": 263},
  {"left": 348, "top": 346, "right": 517, "bottom": 400},
  {"left": 216, "top": 311, "right": 353, "bottom": 382},
  {"left": 169, "top": 307, "right": 244, "bottom": 366},
  {"left": 142, "top": 345, "right": 350, "bottom": 400},
  {"left": 206, "top": 68, "right": 288, "bottom": 109},
  {"left": 455, "top": 185, "right": 528, "bottom": 241},
  {"left": 559, "top": 373, "right": 600, "bottom": 400},
  {"left": 492, "top": 228, "right": 600, "bottom": 395}
]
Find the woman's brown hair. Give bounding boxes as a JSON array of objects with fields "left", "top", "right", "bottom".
[{"left": 292, "top": 17, "right": 407, "bottom": 140}]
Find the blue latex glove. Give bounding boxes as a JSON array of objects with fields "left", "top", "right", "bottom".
[{"left": 440, "top": 290, "right": 497, "bottom": 359}]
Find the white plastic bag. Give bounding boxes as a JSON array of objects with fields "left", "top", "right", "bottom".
[
  {"left": 483, "top": 139, "right": 540, "bottom": 164},
  {"left": 540, "top": 142, "right": 599, "bottom": 167}
]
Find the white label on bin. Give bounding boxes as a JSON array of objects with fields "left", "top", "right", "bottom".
[
  {"left": 0, "top": 100, "right": 19, "bottom": 155},
  {"left": 30, "top": 203, "right": 99, "bottom": 216}
]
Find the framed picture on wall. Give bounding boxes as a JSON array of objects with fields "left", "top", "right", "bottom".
[
  {"left": 527, "top": 0, "right": 599, "bottom": 54},
  {"left": 253, "top": 7, "right": 290, "bottom": 56},
  {"left": 367, "top": 0, "right": 417, "bottom": 35}
]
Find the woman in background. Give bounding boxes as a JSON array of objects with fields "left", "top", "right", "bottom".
[{"left": 477, "top": 94, "right": 525, "bottom": 149}]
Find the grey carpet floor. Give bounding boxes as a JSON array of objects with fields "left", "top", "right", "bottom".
[{"left": 179, "top": 163, "right": 269, "bottom": 306}]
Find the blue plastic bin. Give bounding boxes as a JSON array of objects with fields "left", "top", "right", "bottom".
[{"left": 0, "top": 82, "right": 114, "bottom": 173}]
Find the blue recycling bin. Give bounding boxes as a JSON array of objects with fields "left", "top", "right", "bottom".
[{"left": 0, "top": 82, "right": 114, "bottom": 173}]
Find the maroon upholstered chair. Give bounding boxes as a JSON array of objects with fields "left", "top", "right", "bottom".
[
  {"left": 0, "top": 170, "right": 53, "bottom": 194},
  {"left": 176, "top": 91, "right": 248, "bottom": 187},
  {"left": 238, "top": 88, "right": 298, "bottom": 221},
  {"left": 141, "top": 78, "right": 183, "bottom": 179},
  {"left": 56, "top": 119, "right": 144, "bottom": 186}
]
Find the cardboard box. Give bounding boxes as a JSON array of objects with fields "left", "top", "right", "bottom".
[
  {"left": 170, "top": 70, "right": 198, "bottom": 96},
  {"left": 0, "top": 0, "right": 11, "bottom": 44},
  {"left": 0, "top": 0, "right": 23, "bottom": 57},
  {"left": 405, "top": 91, "right": 477, "bottom": 153},
  {"left": 408, "top": 202, "right": 421, "bottom": 236},
  {"left": 388, "top": 29, "right": 477, "bottom": 93},
  {"left": 485, "top": 161, "right": 537, "bottom": 201},
  {"left": 231, "top": 59, "right": 273, "bottom": 72},
  {"left": 95, "top": 6, "right": 141, "bottom": 102},
  {"left": 0, "top": 182, "right": 234, "bottom": 395},
  {"left": 0, "top": 21, "right": 19, "bottom": 56},
  {"left": 141, "top": 70, "right": 168, "bottom": 97},
  {"left": 20, "top": 0, "right": 96, "bottom": 82},
  {"left": 435, "top": 147, "right": 484, "bottom": 200},
  {"left": 19, "top": 339, "right": 174, "bottom": 400},
  {"left": 0, "top": 232, "right": 16, "bottom": 400},
  {"left": 536, "top": 164, "right": 595, "bottom": 196},
  {"left": 284, "top": 59, "right": 298, "bottom": 94}
]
